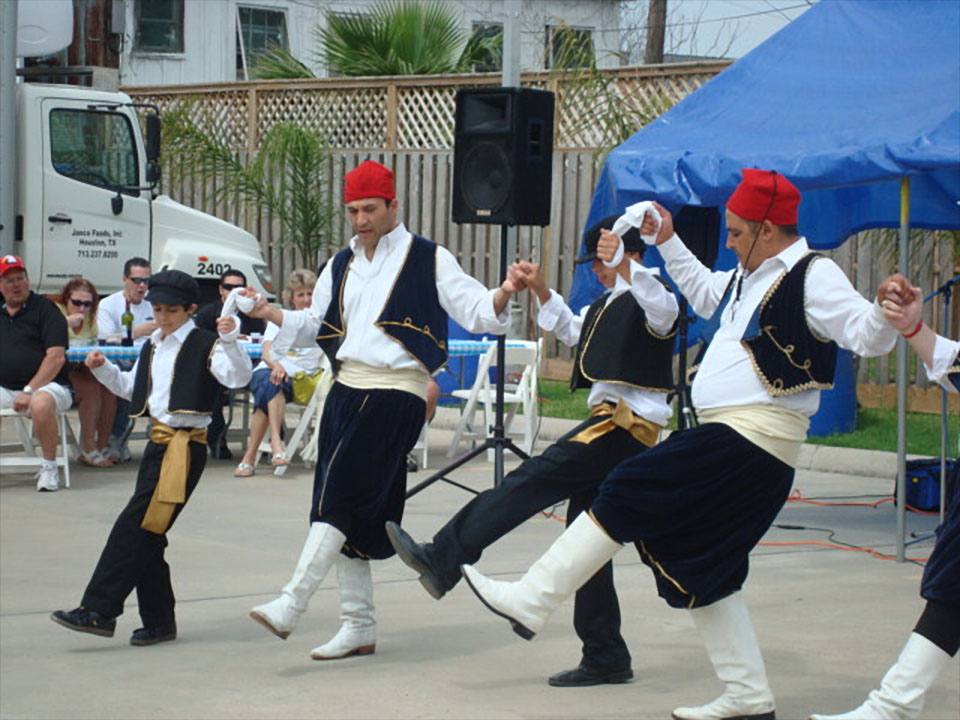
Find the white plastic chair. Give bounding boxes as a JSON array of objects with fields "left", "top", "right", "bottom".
[
  {"left": 263, "top": 355, "right": 333, "bottom": 477},
  {"left": 0, "top": 407, "right": 73, "bottom": 488},
  {"left": 447, "top": 338, "right": 542, "bottom": 459}
]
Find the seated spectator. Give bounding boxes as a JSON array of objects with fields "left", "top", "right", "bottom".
[
  {"left": 234, "top": 269, "right": 321, "bottom": 477},
  {"left": 194, "top": 269, "right": 267, "bottom": 459},
  {"left": 97, "top": 257, "right": 156, "bottom": 463},
  {"left": 54, "top": 278, "right": 116, "bottom": 467},
  {"left": 0, "top": 255, "right": 71, "bottom": 492}
]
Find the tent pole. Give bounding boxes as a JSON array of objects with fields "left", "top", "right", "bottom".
[{"left": 895, "top": 177, "right": 910, "bottom": 562}]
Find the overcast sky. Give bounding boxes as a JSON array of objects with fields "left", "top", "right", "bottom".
[{"left": 642, "top": 0, "right": 819, "bottom": 59}]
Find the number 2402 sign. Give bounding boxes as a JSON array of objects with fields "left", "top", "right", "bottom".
[{"left": 197, "top": 261, "right": 231, "bottom": 276}]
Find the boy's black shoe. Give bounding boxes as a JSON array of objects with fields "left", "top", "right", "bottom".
[
  {"left": 406, "top": 455, "right": 418, "bottom": 472},
  {"left": 130, "top": 622, "right": 177, "bottom": 646},
  {"left": 384, "top": 521, "right": 446, "bottom": 599},
  {"left": 50, "top": 607, "right": 116, "bottom": 637}
]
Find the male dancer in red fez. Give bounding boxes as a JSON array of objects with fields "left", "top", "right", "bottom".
[
  {"left": 243, "top": 160, "right": 523, "bottom": 661},
  {"left": 460, "top": 169, "right": 908, "bottom": 720}
]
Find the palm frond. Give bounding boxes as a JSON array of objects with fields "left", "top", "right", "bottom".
[
  {"left": 249, "top": 44, "right": 315, "bottom": 80},
  {"left": 316, "top": 0, "right": 477, "bottom": 76}
]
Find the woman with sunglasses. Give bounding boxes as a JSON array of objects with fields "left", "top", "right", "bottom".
[{"left": 55, "top": 278, "right": 116, "bottom": 467}]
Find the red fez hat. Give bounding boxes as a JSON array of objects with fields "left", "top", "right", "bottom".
[
  {"left": 726, "top": 169, "right": 800, "bottom": 226},
  {"left": 344, "top": 160, "right": 396, "bottom": 203}
]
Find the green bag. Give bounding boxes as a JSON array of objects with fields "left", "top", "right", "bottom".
[{"left": 291, "top": 369, "right": 323, "bottom": 405}]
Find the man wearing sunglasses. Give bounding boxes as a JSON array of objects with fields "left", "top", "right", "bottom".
[
  {"left": 193, "top": 269, "right": 266, "bottom": 339},
  {"left": 97, "top": 258, "right": 158, "bottom": 463},
  {"left": 193, "top": 270, "right": 267, "bottom": 459}
]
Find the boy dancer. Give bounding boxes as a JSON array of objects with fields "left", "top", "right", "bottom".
[{"left": 51, "top": 270, "right": 252, "bottom": 645}]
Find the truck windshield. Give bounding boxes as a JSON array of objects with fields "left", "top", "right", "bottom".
[{"left": 50, "top": 109, "right": 139, "bottom": 192}]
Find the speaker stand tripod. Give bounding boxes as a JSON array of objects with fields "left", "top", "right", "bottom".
[{"left": 406, "top": 225, "right": 530, "bottom": 500}]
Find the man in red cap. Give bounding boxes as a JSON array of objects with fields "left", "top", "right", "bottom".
[
  {"left": 243, "top": 159, "right": 523, "bottom": 662},
  {"left": 459, "top": 169, "right": 908, "bottom": 720},
  {"left": 0, "top": 255, "right": 71, "bottom": 491}
]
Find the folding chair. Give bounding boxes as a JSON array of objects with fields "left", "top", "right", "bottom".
[
  {"left": 0, "top": 407, "right": 73, "bottom": 488},
  {"left": 447, "top": 338, "right": 542, "bottom": 459},
  {"left": 262, "top": 356, "right": 333, "bottom": 477}
]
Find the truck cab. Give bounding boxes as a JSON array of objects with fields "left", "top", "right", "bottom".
[{"left": 13, "top": 82, "right": 274, "bottom": 300}]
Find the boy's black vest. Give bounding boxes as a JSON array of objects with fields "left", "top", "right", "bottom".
[
  {"left": 129, "top": 328, "right": 221, "bottom": 417},
  {"left": 695, "top": 252, "right": 838, "bottom": 396},
  {"left": 570, "top": 290, "right": 676, "bottom": 393},
  {"left": 317, "top": 235, "right": 448, "bottom": 373}
]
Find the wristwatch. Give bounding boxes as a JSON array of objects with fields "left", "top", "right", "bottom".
[{"left": 22, "top": 385, "right": 35, "bottom": 394}]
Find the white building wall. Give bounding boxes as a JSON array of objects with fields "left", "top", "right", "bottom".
[{"left": 119, "top": 0, "right": 623, "bottom": 87}]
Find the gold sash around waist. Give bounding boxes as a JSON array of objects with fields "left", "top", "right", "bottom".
[
  {"left": 140, "top": 421, "right": 207, "bottom": 535},
  {"left": 570, "top": 398, "right": 662, "bottom": 448}
]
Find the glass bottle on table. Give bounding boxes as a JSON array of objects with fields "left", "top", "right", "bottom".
[{"left": 121, "top": 300, "right": 134, "bottom": 347}]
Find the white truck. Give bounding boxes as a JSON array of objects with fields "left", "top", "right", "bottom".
[{"left": 10, "top": 81, "right": 275, "bottom": 300}]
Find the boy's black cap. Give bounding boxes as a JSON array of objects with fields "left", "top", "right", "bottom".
[
  {"left": 145, "top": 269, "right": 199, "bottom": 305},
  {"left": 575, "top": 213, "right": 644, "bottom": 264}
]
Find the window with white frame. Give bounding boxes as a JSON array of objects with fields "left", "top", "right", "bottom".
[
  {"left": 544, "top": 25, "right": 594, "bottom": 70},
  {"left": 236, "top": 5, "right": 289, "bottom": 80},
  {"left": 134, "top": 0, "right": 184, "bottom": 54}
]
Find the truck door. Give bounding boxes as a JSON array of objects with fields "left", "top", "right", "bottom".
[{"left": 41, "top": 100, "right": 151, "bottom": 294}]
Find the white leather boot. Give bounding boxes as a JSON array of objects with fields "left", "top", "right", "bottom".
[
  {"left": 461, "top": 512, "right": 622, "bottom": 640},
  {"left": 250, "top": 522, "right": 345, "bottom": 639},
  {"left": 809, "top": 633, "right": 952, "bottom": 720},
  {"left": 310, "top": 555, "right": 377, "bottom": 660},
  {"left": 672, "top": 592, "right": 775, "bottom": 720}
]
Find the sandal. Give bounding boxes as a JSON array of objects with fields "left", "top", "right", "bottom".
[
  {"left": 79, "top": 449, "right": 114, "bottom": 467},
  {"left": 271, "top": 453, "right": 289, "bottom": 467},
  {"left": 233, "top": 463, "right": 255, "bottom": 477}
]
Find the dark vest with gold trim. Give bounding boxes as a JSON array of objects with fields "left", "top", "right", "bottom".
[
  {"left": 317, "top": 234, "right": 448, "bottom": 373},
  {"left": 696, "top": 252, "right": 838, "bottom": 396},
  {"left": 129, "top": 328, "right": 221, "bottom": 417},
  {"left": 570, "top": 290, "right": 676, "bottom": 393},
  {"left": 947, "top": 360, "right": 960, "bottom": 393}
]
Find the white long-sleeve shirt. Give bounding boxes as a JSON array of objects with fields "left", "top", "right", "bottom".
[
  {"left": 537, "top": 260, "right": 678, "bottom": 426},
  {"left": 926, "top": 336, "right": 960, "bottom": 393},
  {"left": 91, "top": 320, "right": 252, "bottom": 428},
  {"left": 272, "top": 223, "right": 510, "bottom": 371},
  {"left": 659, "top": 234, "right": 898, "bottom": 416}
]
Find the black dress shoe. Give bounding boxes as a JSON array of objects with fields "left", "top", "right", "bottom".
[
  {"left": 211, "top": 443, "right": 233, "bottom": 460},
  {"left": 384, "top": 521, "right": 445, "bottom": 599},
  {"left": 548, "top": 664, "right": 634, "bottom": 687},
  {"left": 130, "top": 622, "right": 177, "bottom": 646},
  {"left": 406, "top": 455, "right": 418, "bottom": 472},
  {"left": 50, "top": 606, "right": 116, "bottom": 637}
]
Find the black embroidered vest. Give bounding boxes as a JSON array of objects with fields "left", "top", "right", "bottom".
[
  {"left": 690, "top": 253, "right": 838, "bottom": 396},
  {"left": 129, "top": 328, "right": 221, "bottom": 418},
  {"left": 570, "top": 290, "right": 676, "bottom": 393},
  {"left": 947, "top": 362, "right": 960, "bottom": 393},
  {"left": 317, "top": 235, "right": 448, "bottom": 373}
]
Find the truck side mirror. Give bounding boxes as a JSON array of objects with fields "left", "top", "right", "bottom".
[
  {"left": 145, "top": 114, "right": 161, "bottom": 162},
  {"left": 146, "top": 161, "right": 161, "bottom": 187}
]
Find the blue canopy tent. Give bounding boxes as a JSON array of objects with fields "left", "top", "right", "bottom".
[{"left": 568, "top": 0, "right": 960, "bottom": 559}]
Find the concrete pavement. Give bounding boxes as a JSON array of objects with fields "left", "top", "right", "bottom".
[{"left": 1, "top": 415, "right": 957, "bottom": 719}]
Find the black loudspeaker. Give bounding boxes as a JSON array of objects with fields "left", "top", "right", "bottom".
[
  {"left": 673, "top": 205, "right": 721, "bottom": 269},
  {"left": 452, "top": 87, "right": 555, "bottom": 226}
]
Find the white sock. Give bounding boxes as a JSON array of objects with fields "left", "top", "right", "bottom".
[{"left": 41, "top": 459, "right": 58, "bottom": 471}]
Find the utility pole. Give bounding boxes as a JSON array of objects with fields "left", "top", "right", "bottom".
[{"left": 645, "top": 0, "right": 667, "bottom": 65}]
